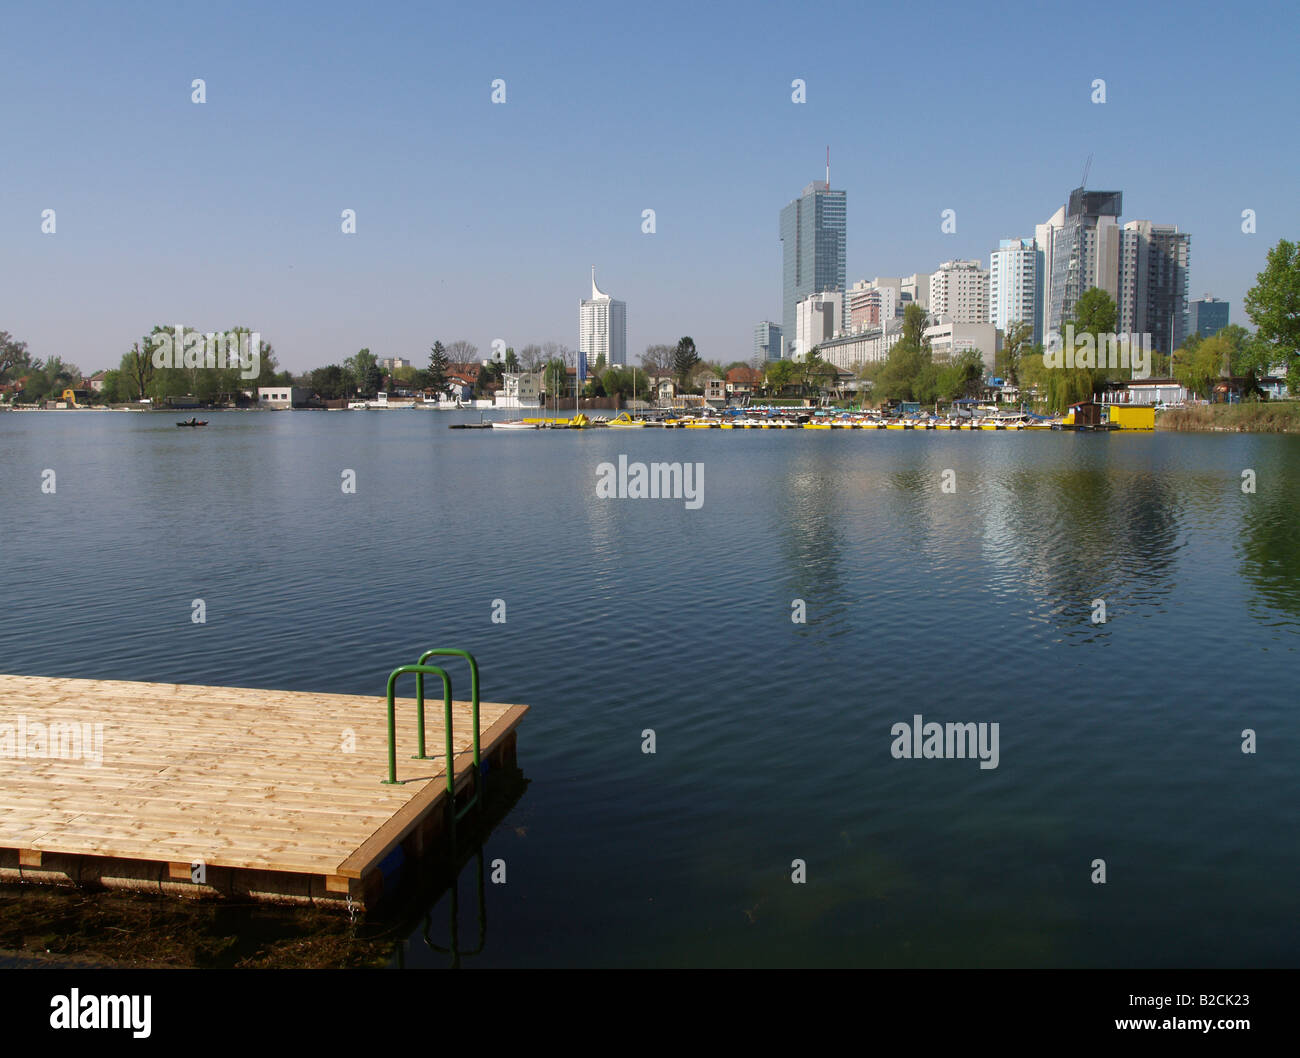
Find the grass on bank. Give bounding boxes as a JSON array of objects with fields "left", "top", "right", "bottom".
[{"left": 1158, "top": 401, "right": 1300, "bottom": 432}]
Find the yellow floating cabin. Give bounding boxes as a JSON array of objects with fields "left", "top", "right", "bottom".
[{"left": 1062, "top": 401, "right": 1155, "bottom": 431}]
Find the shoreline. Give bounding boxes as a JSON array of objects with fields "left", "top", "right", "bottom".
[
  {"left": 1157, "top": 403, "right": 1300, "bottom": 433},
  {"left": 7, "top": 402, "right": 1300, "bottom": 433}
]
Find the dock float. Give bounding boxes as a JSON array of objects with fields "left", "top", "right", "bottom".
[{"left": 0, "top": 654, "right": 526, "bottom": 911}]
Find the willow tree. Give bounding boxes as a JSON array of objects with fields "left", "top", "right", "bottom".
[{"left": 1046, "top": 287, "right": 1118, "bottom": 412}]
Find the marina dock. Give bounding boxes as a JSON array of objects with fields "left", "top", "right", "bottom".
[{"left": 0, "top": 670, "right": 526, "bottom": 910}]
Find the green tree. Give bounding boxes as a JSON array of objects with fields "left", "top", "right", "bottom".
[
  {"left": 901, "top": 302, "right": 930, "bottom": 350},
  {"left": 800, "top": 346, "right": 822, "bottom": 384},
  {"left": 32, "top": 356, "right": 80, "bottom": 399},
  {"left": 913, "top": 359, "right": 942, "bottom": 405},
  {"left": 476, "top": 360, "right": 504, "bottom": 397},
  {"left": 601, "top": 365, "right": 649, "bottom": 399},
  {"left": 1167, "top": 332, "right": 1201, "bottom": 384},
  {"left": 0, "top": 331, "right": 31, "bottom": 382},
  {"left": 673, "top": 337, "right": 700, "bottom": 388},
  {"left": 876, "top": 304, "right": 934, "bottom": 402},
  {"left": 504, "top": 347, "right": 519, "bottom": 372},
  {"left": 801, "top": 348, "right": 839, "bottom": 399},
  {"left": 938, "top": 348, "right": 985, "bottom": 400},
  {"left": 1243, "top": 238, "right": 1300, "bottom": 390},
  {"left": 1218, "top": 323, "right": 1272, "bottom": 398},
  {"left": 425, "top": 341, "right": 450, "bottom": 396},
  {"left": 344, "top": 348, "right": 378, "bottom": 396},
  {"left": 1074, "top": 286, "right": 1118, "bottom": 335},
  {"left": 997, "top": 320, "right": 1033, "bottom": 386},
  {"left": 543, "top": 358, "right": 568, "bottom": 401},
  {"left": 311, "top": 365, "right": 347, "bottom": 399},
  {"left": 124, "top": 339, "right": 154, "bottom": 400},
  {"left": 765, "top": 359, "right": 799, "bottom": 395},
  {"left": 99, "top": 369, "right": 123, "bottom": 402}
]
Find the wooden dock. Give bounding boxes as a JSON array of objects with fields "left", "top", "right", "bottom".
[{"left": 0, "top": 675, "right": 527, "bottom": 910}]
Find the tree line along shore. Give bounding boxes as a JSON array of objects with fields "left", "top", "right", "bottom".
[{"left": 3, "top": 240, "right": 1298, "bottom": 425}]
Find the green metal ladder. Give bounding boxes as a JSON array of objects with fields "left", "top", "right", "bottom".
[{"left": 382, "top": 649, "right": 483, "bottom": 838}]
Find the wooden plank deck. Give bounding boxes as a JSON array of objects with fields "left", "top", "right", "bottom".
[{"left": 0, "top": 675, "right": 527, "bottom": 908}]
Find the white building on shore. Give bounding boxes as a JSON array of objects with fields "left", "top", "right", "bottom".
[
  {"left": 810, "top": 318, "right": 905, "bottom": 370},
  {"left": 495, "top": 372, "right": 542, "bottom": 409},
  {"left": 257, "top": 385, "right": 311, "bottom": 409}
]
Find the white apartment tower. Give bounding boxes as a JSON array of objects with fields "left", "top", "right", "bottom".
[
  {"left": 989, "top": 238, "right": 1042, "bottom": 343},
  {"left": 579, "top": 268, "right": 627, "bottom": 379},
  {"left": 929, "top": 260, "right": 990, "bottom": 325},
  {"left": 794, "top": 291, "right": 843, "bottom": 359}
]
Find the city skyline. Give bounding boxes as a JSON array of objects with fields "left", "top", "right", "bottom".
[{"left": 1, "top": 0, "right": 1293, "bottom": 374}]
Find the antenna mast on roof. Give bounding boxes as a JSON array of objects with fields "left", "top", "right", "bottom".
[
  {"left": 1080, "top": 154, "right": 1092, "bottom": 190},
  {"left": 826, "top": 146, "right": 830, "bottom": 189}
]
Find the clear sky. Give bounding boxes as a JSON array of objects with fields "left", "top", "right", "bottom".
[{"left": 2, "top": 0, "right": 1297, "bottom": 374}]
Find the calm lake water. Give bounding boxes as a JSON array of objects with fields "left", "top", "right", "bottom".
[{"left": 1, "top": 409, "right": 1297, "bottom": 967}]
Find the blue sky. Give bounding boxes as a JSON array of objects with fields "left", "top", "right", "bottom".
[{"left": 2, "top": 0, "right": 1296, "bottom": 374}]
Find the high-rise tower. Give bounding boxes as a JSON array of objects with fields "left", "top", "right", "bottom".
[
  {"left": 579, "top": 268, "right": 626, "bottom": 379},
  {"left": 1036, "top": 188, "right": 1123, "bottom": 340},
  {"left": 780, "top": 179, "right": 846, "bottom": 359}
]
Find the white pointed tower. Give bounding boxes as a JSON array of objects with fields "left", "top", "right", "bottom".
[{"left": 579, "top": 267, "right": 627, "bottom": 381}]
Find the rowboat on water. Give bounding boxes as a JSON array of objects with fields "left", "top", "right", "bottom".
[
  {"left": 176, "top": 419, "right": 208, "bottom": 427},
  {"left": 491, "top": 420, "right": 538, "bottom": 430}
]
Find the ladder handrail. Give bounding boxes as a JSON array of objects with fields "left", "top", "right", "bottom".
[
  {"left": 424, "top": 845, "right": 487, "bottom": 966},
  {"left": 383, "top": 664, "right": 453, "bottom": 785},
  {"left": 416, "top": 649, "right": 481, "bottom": 795}
]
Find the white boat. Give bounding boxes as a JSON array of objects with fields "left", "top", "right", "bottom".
[
  {"left": 491, "top": 420, "right": 538, "bottom": 430},
  {"left": 347, "top": 400, "right": 369, "bottom": 410}
]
